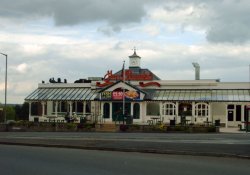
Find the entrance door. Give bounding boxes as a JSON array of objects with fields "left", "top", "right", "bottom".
[
  {"left": 227, "top": 110, "right": 234, "bottom": 121},
  {"left": 112, "top": 102, "right": 131, "bottom": 121}
]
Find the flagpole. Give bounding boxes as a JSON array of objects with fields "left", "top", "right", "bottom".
[{"left": 122, "top": 61, "right": 125, "bottom": 124}]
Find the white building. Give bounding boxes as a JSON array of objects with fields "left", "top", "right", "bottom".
[{"left": 25, "top": 51, "right": 250, "bottom": 127}]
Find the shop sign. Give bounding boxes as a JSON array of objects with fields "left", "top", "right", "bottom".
[
  {"left": 101, "top": 91, "right": 112, "bottom": 100},
  {"left": 112, "top": 91, "right": 123, "bottom": 100},
  {"left": 101, "top": 90, "right": 140, "bottom": 100},
  {"left": 104, "top": 70, "right": 153, "bottom": 81}
]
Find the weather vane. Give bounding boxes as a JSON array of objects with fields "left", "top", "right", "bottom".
[{"left": 132, "top": 46, "right": 137, "bottom": 53}]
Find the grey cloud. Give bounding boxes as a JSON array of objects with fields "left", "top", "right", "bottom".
[
  {"left": 1, "top": 0, "right": 250, "bottom": 43},
  {"left": 160, "top": 0, "right": 250, "bottom": 43},
  {"left": 0, "top": 0, "right": 146, "bottom": 33},
  {"left": 205, "top": 1, "right": 250, "bottom": 43}
]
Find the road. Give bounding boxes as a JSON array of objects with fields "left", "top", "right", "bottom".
[
  {"left": 0, "top": 132, "right": 250, "bottom": 158},
  {"left": 1, "top": 132, "right": 250, "bottom": 144},
  {"left": 0, "top": 145, "right": 250, "bottom": 175}
]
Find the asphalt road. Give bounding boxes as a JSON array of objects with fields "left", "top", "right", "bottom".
[
  {"left": 0, "top": 132, "right": 250, "bottom": 158},
  {"left": 0, "top": 144, "right": 249, "bottom": 175}
]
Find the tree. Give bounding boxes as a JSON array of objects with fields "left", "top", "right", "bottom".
[
  {"left": 15, "top": 103, "right": 29, "bottom": 121},
  {"left": 6, "top": 105, "right": 15, "bottom": 121}
]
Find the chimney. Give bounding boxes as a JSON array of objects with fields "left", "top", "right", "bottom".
[{"left": 192, "top": 62, "right": 200, "bottom": 80}]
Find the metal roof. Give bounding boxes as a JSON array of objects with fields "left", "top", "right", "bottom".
[
  {"left": 25, "top": 88, "right": 98, "bottom": 101},
  {"left": 25, "top": 88, "right": 250, "bottom": 102},
  {"left": 144, "top": 89, "right": 250, "bottom": 102}
]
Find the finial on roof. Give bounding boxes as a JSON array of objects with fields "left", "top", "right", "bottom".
[
  {"left": 129, "top": 46, "right": 141, "bottom": 58},
  {"left": 133, "top": 46, "right": 136, "bottom": 54}
]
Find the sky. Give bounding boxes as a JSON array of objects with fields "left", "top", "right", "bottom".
[{"left": 0, "top": 0, "right": 250, "bottom": 104}]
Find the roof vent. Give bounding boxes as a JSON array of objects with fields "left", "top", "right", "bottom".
[{"left": 192, "top": 62, "right": 200, "bottom": 80}]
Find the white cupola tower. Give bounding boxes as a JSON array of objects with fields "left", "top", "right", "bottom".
[{"left": 129, "top": 48, "right": 141, "bottom": 68}]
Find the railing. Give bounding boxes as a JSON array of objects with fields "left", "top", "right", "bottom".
[
  {"left": 96, "top": 114, "right": 105, "bottom": 124},
  {"left": 114, "top": 115, "right": 125, "bottom": 125}
]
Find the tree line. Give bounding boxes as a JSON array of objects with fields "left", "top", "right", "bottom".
[{"left": 0, "top": 103, "right": 29, "bottom": 122}]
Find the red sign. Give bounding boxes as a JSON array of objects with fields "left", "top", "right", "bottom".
[
  {"left": 101, "top": 90, "right": 140, "bottom": 100},
  {"left": 104, "top": 70, "right": 153, "bottom": 81},
  {"left": 112, "top": 91, "right": 124, "bottom": 100}
]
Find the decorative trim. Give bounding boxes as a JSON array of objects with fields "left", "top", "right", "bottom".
[
  {"left": 96, "top": 81, "right": 114, "bottom": 87},
  {"left": 139, "top": 82, "right": 161, "bottom": 87}
]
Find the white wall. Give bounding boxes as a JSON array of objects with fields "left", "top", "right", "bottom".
[{"left": 211, "top": 102, "right": 226, "bottom": 124}]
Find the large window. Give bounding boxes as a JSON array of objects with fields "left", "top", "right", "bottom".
[
  {"left": 103, "top": 103, "right": 110, "bottom": 119},
  {"left": 133, "top": 103, "right": 140, "bottom": 119},
  {"left": 162, "top": 102, "right": 176, "bottom": 116},
  {"left": 85, "top": 101, "right": 91, "bottom": 113},
  {"left": 236, "top": 105, "right": 241, "bottom": 121},
  {"left": 227, "top": 104, "right": 234, "bottom": 121},
  {"left": 195, "top": 103, "right": 209, "bottom": 117},
  {"left": 146, "top": 103, "right": 160, "bottom": 116}
]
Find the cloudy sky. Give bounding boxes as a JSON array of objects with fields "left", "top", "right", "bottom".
[{"left": 0, "top": 0, "right": 250, "bottom": 104}]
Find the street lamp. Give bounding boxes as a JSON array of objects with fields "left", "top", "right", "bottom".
[{"left": 0, "top": 52, "right": 7, "bottom": 123}]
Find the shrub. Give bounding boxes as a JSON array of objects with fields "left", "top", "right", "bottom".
[
  {"left": 120, "top": 124, "right": 128, "bottom": 132},
  {"left": 66, "top": 123, "right": 77, "bottom": 130}
]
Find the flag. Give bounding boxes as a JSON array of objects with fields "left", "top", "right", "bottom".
[
  {"left": 122, "top": 61, "right": 125, "bottom": 118},
  {"left": 121, "top": 60, "right": 125, "bottom": 82}
]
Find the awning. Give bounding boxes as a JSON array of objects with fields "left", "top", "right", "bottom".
[
  {"left": 25, "top": 88, "right": 98, "bottom": 101},
  {"left": 144, "top": 89, "right": 250, "bottom": 102}
]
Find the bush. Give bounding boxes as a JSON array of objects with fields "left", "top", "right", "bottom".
[
  {"left": 77, "top": 123, "right": 95, "bottom": 129},
  {"left": 120, "top": 124, "right": 128, "bottom": 132},
  {"left": 66, "top": 123, "right": 77, "bottom": 130}
]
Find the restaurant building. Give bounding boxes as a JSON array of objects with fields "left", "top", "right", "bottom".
[{"left": 25, "top": 51, "right": 250, "bottom": 127}]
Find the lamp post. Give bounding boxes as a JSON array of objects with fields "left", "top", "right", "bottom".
[{"left": 0, "top": 53, "right": 7, "bottom": 123}]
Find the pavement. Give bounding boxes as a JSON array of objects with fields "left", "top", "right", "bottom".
[
  {"left": 0, "top": 129, "right": 250, "bottom": 159},
  {"left": 220, "top": 127, "right": 247, "bottom": 133}
]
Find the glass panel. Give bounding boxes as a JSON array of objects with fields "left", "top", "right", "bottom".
[
  {"left": 54, "top": 88, "right": 68, "bottom": 100},
  {"left": 206, "top": 90, "right": 212, "bottom": 101},
  {"left": 189, "top": 91, "right": 196, "bottom": 101},
  {"left": 152, "top": 91, "right": 161, "bottom": 100},
  {"left": 90, "top": 90, "right": 98, "bottom": 100},
  {"left": 61, "top": 88, "right": 76, "bottom": 100},
  {"left": 86, "top": 90, "right": 97, "bottom": 100},
  {"left": 72, "top": 89, "right": 85, "bottom": 100},
  {"left": 48, "top": 88, "right": 64, "bottom": 100},
  {"left": 146, "top": 103, "right": 160, "bottom": 116},
  {"left": 66, "top": 88, "right": 81, "bottom": 100},
  {"left": 216, "top": 90, "right": 224, "bottom": 101},
  {"left": 183, "top": 90, "right": 191, "bottom": 101},
  {"left": 227, "top": 90, "right": 234, "bottom": 101},
  {"left": 172, "top": 90, "right": 180, "bottom": 101},
  {"left": 25, "top": 88, "right": 40, "bottom": 100},
  {"left": 244, "top": 90, "right": 250, "bottom": 101},
  {"left": 162, "top": 90, "right": 169, "bottom": 101},
  {"left": 178, "top": 90, "right": 186, "bottom": 101},
  {"left": 103, "top": 103, "right": 110, "bottom": 119},
  {"left": 45, "top": 88, "right": 62, "bottom": 100},
  {"left": 81, "top": 89, "right": 92, "bottom": 100},
  {"left": 238, "top": 90, "right": 245, "bottom": 101},
  {"left": 167, "top": 90, "right": 175, "bottom": 101},
  {"left": 222, "top": 90, "right": 229, "bottom": 101},
  {"left": 199, "top": 90, "right": 207, "bottom": 101},
  {"left": 75, "top": 88, "right": 89, "bottom": 100},
  {"left": 236, "top": 105, "right": 241, "bottom": 121},
  {"left": 64, "top": 88, "right": 78, "bottom": 100},
  {"left": 232, "top": 90, "right": 239, "bottom": 101},
  {"left": 43, "top": 88, "right": 59, "bottom": 100},
  {"left": 194, "top": 90, "right": 201, "bottom": 101},
  {"left": 133, "top": 103, "right": 140, "bottom": 119},
  {"left": 157, "top": 90, "right": 165, "bottom": 101},
  {"left": 37, "top": 88, "right": 50, "bottom": 100},
  {"left": 211, "top": 90, "right": 217, "bottom": 101}
]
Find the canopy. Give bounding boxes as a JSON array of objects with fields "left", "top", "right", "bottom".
[
  {"left": 25, "top": 88, "right": 98, "bottom": 101},
  {"left": 145, "top": 89, "right": 250, "bottom": 102}
]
